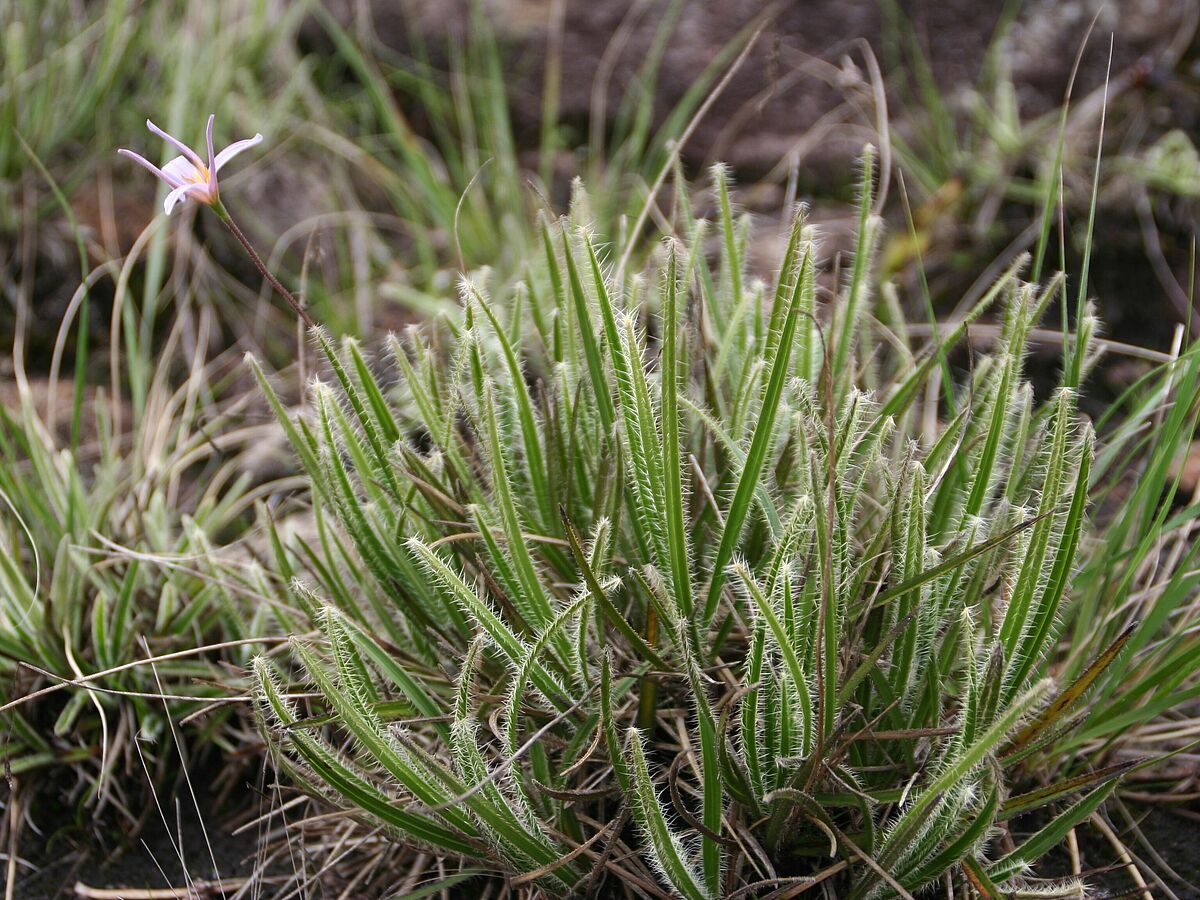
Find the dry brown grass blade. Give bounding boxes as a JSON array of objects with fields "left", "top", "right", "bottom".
[
  {"left": 0, "top": 636, "right": 296, "bottom": 717},
  {"left": 1006, "top": 623, "right": 1137, "bottom": 755},
  {"left": 73, "top": 879, "right": 250, "bottom": 899},
  {"left": 816, "top": 816, "right": 916, "bottom": 900},
  {"left": 999, "top": 759, "right": 1139, "bottom": 820},
  {"left": 1090, "top": 813, "right": 1154, "bottom": 900},
  {"left": 667, "top": 751, "right": 739, "bottom": 848},
  {"left": 510, "top": 810, "right": 622, "bottom": 887}
]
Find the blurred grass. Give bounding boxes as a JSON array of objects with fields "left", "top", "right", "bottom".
[{"left": 0, "top": 0, "right": 133, "bottom": 233}]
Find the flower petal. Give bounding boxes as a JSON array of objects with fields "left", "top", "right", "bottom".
[
  {"left": 117, "top": 148, "right": 182, "bottom": 188},
  {"left": 163, "top": 182, "right": 207, "bottom": 215},
  {"left": 162, "top": 155, "right": 204, "bottom": 186},
  {"left": 205, "top": 114, "right": 216, "bottom": 174},
  {"left": 146, "top": 119, "right": 205, "bottom": 169},
  {"left": 213, "top": 134, "right": 263, "bottom": 171}
]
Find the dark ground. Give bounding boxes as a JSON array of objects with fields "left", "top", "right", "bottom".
[
  {"left": 10, "top": 759, "right": 270, "bottom": 899},
  {"left": 14, "top": 802, "right": 1200, "bottom": 898}
]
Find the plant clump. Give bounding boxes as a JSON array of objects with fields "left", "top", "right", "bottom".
[{"left": 250, "top": 162, "right": 1167, "bottom": 898}]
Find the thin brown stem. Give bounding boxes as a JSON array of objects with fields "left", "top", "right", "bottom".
[{"left": 214, "top": 201, "right": 317, "bottom": 329}]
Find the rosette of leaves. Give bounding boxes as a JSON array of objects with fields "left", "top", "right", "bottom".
[{"left": 251, "top": 163, "right": 1141, "bottom": 898}]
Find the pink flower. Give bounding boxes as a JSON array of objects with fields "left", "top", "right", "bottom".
[{"left": 118, "top": 115, "right": 263, "bottom": 215}]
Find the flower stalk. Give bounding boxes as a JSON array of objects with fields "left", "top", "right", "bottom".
[{"left": 212, "top": 199, "right": 317, "bottom": 329}]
